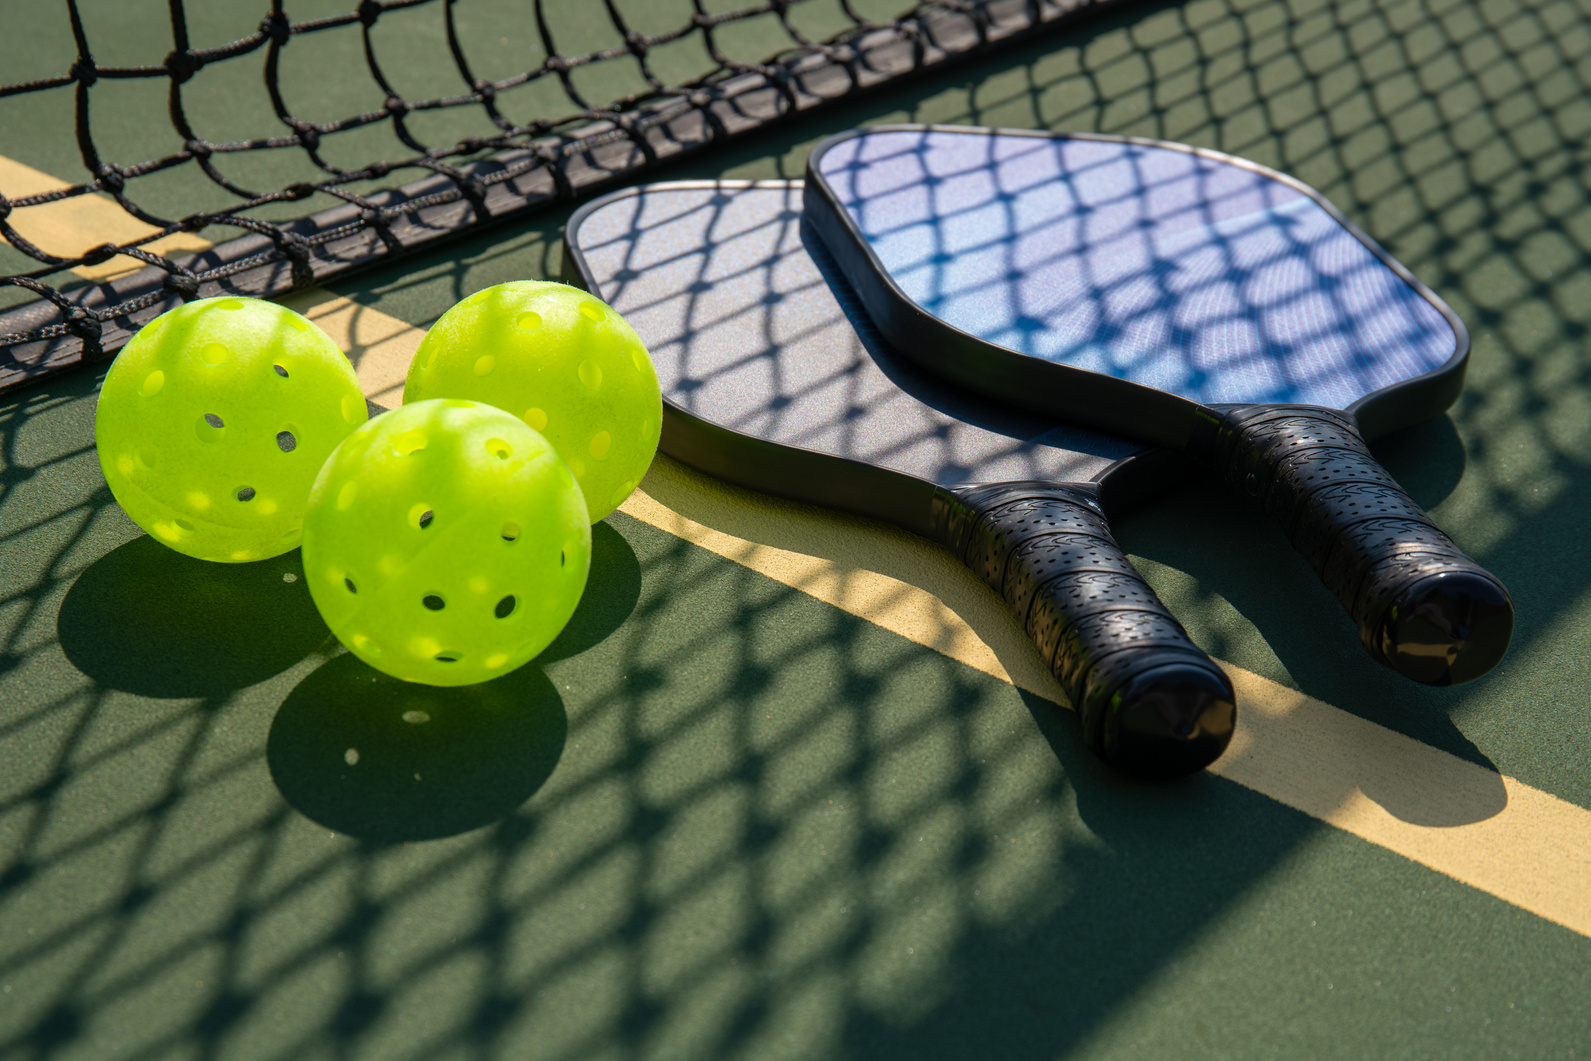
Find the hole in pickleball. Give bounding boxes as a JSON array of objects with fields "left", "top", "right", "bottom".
[
  {"left": 474, "top": 355, "right": 495, "bottom": 376},
  {"left": 589, "top": 431, "right": 611, "bottom": 459},
  {"left": 486, "top": 438, "right": 512, "bottom": 460},
  {"left": 517, "top": 311, "right": 541, "bottom": 331},
  {"left": 500, "top": 522, "right": 520, "bottom": 542},
  {"left": 495, "top": 595, "right": 516, "bottom": 619},
  {"left": 578, "top": 360, "right": 602, "bottom": 390},
  {"left": 276, "top": 430, "right": 297, "bottom": 453},
  {"left": 524, "top": 408, "right": 547, "bottom": 432},
  {"left": 235, "top": 486, "right": 256, "bottom": 502},
  {"left": 285, "top": 315, "right": 309, "bottom": 332},
  {"left": 201, "top": 342, "right": 229, "bottom": 365},
  {"left": 392, "top": 429, "right": 426, "bottom": 456},
  {"left": 559, "top": 548, "right": 566, "bottom": 567},
  {"left": 196, "top": 414, "right": 225, "bottom": 443},
  {"left": 578, "top": 301, "right": 605, "bottom": 322},
  {"left": 344, "top": 577, "right": 358, "bottom": 594},
  {"left": 219, "top": 299, "right": 244, "bottom": 310},
  {"left": 175, "top": 519, "right": 195, "bottom": 533},
  {"left": 423, "top": 595, "right": 446, "bottom": 611},
  {"left": 434, "top": 652, "right": 461, "bottom": 663},
  {"left": 141, "top": 370, "right": 165, "bottom": 396},
  {"left": 273, "top": 364, "right": 289, "bottom": 378},
  {"left": 445, "top": 399, "right": 474, "bottom": 408}
]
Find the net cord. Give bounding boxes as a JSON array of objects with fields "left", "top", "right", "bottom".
[{"left": 0, "top": 0, "right": 1126, "bottom": 391}]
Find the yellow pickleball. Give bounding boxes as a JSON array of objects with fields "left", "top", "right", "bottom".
[
  {"left": 300, "top": 399, "right": 591, "bottom": 687},
  {"left": 402, "top": 281, "right": 662, "bottom": 522},
  {"left": 94, "top": 296, "right": 367, "bottom": 562}
]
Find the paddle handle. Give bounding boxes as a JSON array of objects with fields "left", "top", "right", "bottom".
[
  {"left": 932, "top": 482, "right": 1234, "bottom": 777},
  {"left": 1210, "top": 406, "right": 1512, "bottom": 685}
]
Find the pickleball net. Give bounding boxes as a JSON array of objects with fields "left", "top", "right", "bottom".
[{"left": 0, "top": 0, "right": 1127, "bottom": 393}]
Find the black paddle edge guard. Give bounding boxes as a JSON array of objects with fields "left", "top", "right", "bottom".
[
  {"left": 1208, "top": 405, "right": 1513, "bottom": 686},
  {"left": 932, "top": 482, "right": 1234, "bottom": 777},
  {"left": 0, "top": 0, "right": 1139, "bottom": 396}
]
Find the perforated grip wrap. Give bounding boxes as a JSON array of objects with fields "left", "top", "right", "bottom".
[
  {"left": 932, "top": 482, "right": 1234, "bottom": 777},
  {"left": 1210, "top": 406, "right": 1513, "bottom": 685}
]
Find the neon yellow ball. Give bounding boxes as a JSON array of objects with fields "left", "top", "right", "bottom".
[
  {"left": 94, "top": 296, "right": 367, "bottom": 562},
  {"left": 300, "top": 399, "right": 591, "bottom": 687},
  {"left": 402, "top": 281, "right": 662, "bottom": 522}
]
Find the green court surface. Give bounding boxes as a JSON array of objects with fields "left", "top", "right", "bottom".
[{"left": 3, "top": 0, "right": 1591, "bottom": 1057}]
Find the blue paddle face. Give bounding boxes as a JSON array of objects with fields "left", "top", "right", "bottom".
[{"left": 815, "top": 128, "right": 1457, "bottom": 409}]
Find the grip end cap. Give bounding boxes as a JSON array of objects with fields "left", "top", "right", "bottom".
[
  {"left": 1096, "top": 661, "right": 1236, "bottom": 778},
  {"left": 1376, "top": 570, "right": 1514, "bottom": 685}
]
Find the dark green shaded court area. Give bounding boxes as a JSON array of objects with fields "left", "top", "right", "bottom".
[{"left": 3, "top": 0, "right": 1591, "bottom": 1057}]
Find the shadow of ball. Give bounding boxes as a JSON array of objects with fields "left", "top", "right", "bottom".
[
  {"left": 538, "top": 519, "right": 641, "bottom": 663},
  {"left": 267, "top": 652, "right": 566, "bottom": 842},
  {"left": 57, "top": 536, "right": 328, "bottom": 698}
]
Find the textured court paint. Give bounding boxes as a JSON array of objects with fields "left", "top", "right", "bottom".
[
  {"left": 300, "top": 279, "right": 1591, "bottom": 942},
  {"left": 0, "top": 155, "right": 212, "bottom": 281},
  {"left": 16, "top": 134, "right": 1583, "bottom": 942},
  {"left": 817, "top": 129, "right": 1457, "bottom": 407},
  {"left": 619, "top": 454, "right": 1591, "bottom": 941},
  {"left": 5, "top": 0, "right": 1591, "bottom": 1051}
]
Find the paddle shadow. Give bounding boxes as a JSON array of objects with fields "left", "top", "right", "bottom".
[
  {"left": 1369, "top": 414, "right": 1468, "bottom": 513},
  {"left": 267, "top": 652, "right": 566, "bottom": 842},
  {"left": 1112, "top": 459, "right": 1509, "bottom": 795},
  {"left": 56, "top": 536, "right": 328, "bottom": 698}
]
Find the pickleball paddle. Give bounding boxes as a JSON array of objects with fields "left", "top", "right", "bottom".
[
  {"left": 805, "top": 125, "right": 1512, "bottom": 686},
  {"left": 563, "top": 180, "right": 1233, "bottom": 778}
]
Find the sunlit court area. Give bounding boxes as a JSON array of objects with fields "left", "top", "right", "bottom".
[{"left": 2, "top": 0, "right": 1590, "bottom": 1057}]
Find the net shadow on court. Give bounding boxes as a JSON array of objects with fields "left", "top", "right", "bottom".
[{"left": 3, "top": 0, "right": 1591, "bottom": 1056}]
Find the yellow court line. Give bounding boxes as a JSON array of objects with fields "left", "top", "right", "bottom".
[
  {"left": 279, "top": 289, "right": 418, "bottom": 410},
  {"left": 620, "top": 459, "right": 1591, "bottom": 940},
  {"left": 0, "top": 155, "right": 212, "bottom": 282},
  {"left": 288, "top": 298, "right": 1591, "bottom": 939},
  {"left": 11, "top": 148, "right": 1588, "bottom": 940},
  {"left": 0, "top": 154, "right": 411, "bottom": 400},
  {"left": 318, "top": 303, "right": 1591, "bottom": 941}
]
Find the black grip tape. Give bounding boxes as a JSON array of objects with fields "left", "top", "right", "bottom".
[
  {"left": 1210, "top": 405, "right": 1512, "bottom": 682},
  {"left": 932, "top": 482, "right": 1233, "bottom": 774}
]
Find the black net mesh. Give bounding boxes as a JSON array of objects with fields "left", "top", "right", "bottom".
[{"left": 0, "top": 0, "right": 1122, "bottom": 392}]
